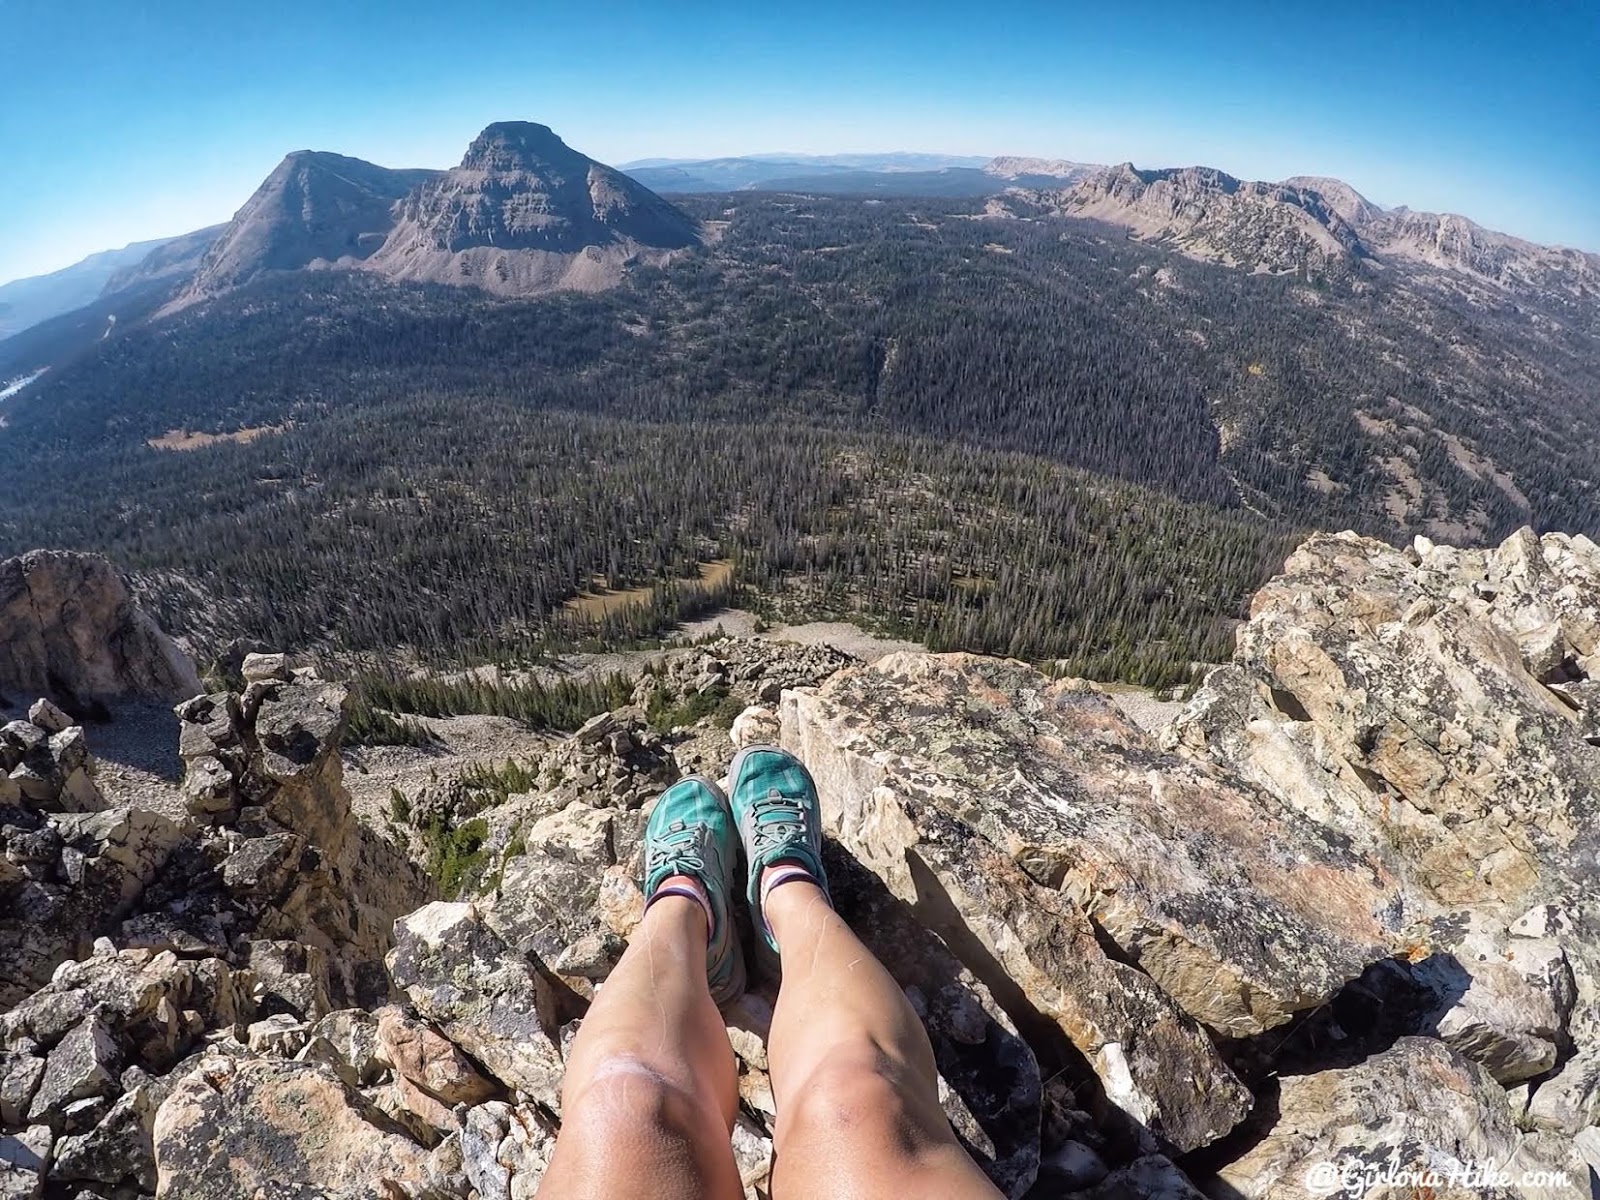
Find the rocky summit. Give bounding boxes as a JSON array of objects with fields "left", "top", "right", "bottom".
[
  {"left": 361, "top": 121, "right": 702, "bottom": 296},
  {"left": 3, "top": 531, "right": 1600, "bottom": 1198}
]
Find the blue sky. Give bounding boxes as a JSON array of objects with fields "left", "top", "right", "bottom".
[{"left": 1, "top": 0, "right": 1595, "bottom": 284}]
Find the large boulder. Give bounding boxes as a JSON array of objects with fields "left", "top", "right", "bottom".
[
  {"left": 0, "top": 550, "right": 200, "bottom": 706},
  {"left": 780, "top": 652, "right": 1403, "bottom": 1042},
  {"left": 1211, "top": 1038, "right": 1586, "bottom": 1200}
]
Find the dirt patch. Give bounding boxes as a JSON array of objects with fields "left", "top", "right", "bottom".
[
  {"left": 83, "top": 702, "right": 186, "bottom": 822},
  {"left": 148, "top": 425, "right": 287, "bottom": 451},
  {"left": 1097, "top": 683, "right": 1187, "bottom": 734},
  {"left": 761, "top": 621, "right": 922, "bottom": 662},
  {"left": 561, "top": 560, "right": 733, "bottom": 622}
]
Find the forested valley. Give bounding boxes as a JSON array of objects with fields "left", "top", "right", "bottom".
[{"left": 1, "top": 194, "right": 1595, "bottom": 685}]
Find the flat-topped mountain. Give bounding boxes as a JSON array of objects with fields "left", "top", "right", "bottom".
[
  {"left": 162, "top": 124, "right": 700, "bottom": 306},
  {"left": 363, "top": 121, "right": 700, "bottom": 294}
]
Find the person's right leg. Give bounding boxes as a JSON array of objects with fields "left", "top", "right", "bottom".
[
  {"left": 763, "top": 874, "right": 1003, "bottom": 1199},
  {"left": 727, "top": 746, "right": 1001, "bottom": 1200}
]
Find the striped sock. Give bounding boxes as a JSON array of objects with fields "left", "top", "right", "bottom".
[
  {"left": 759, "top": 863, "right": 827, "bottom": 950},
  {"left": 646, "top": 876, "right": 714, "bottom": 942}
]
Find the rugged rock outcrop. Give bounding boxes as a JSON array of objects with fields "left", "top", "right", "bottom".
[
  {"left": 1213, "top": 1038, "right": 1578, "bottom": 1200},
  {"left": 1024, "top": 164, "right": 1600, "bottom": 302},
  {"left": 782, "top": 652, "right": 1403, "bottom": 1037},
  {"left": 0, "top": 551, "right": 200, "bottom": 706},
  {"left": 1039, "top": 164, "right": 1368, "bottom": 276},
  {"left": 1172, "top": 528, "right": 1600, "bottom": 912},
  {"left": 6, "top": 529, "right": 1600, "bottom": 1197},
  {"left": 170, "top": 657, "right": 433, "bottom": 1003}
]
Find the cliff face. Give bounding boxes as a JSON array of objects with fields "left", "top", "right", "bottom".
[
  {"left": 2, "top": 532, "right": 1598, "bottom": 1197},
  {"left": 0, "top": 550, "right": 200, "bottom": 708}
]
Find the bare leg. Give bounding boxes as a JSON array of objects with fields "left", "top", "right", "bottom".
[
  {"left": 764, "top": 872, "right": 1002, "bottom": 1200},
  {"left": 540, "top": 881, "right": 743, "bottom": 1200}
]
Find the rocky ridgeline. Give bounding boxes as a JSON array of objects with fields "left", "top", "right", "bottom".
[{"left": 3, "top": 533, "right": 1600, "bottom": 1198}]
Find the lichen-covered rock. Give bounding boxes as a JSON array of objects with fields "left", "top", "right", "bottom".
[
  {"left": 2, "top": 950, "right": 253, "bottom": 1077},
  {"left": 150, "top": 1057, "right": 434, "bottom": 1198},
  {"left": 25, "top": 701, "right": 69, "bottom": 736},
  {"left": 49, "top": 1079, "right": 159, "bottom": 1190},
  {"left": 1172, "top": 529, "right": 1600, "bottom": 911},
  {"left": 1212, "top": 1038, "right": 1584, "bottom": 1200},
  {"left": 171, "top": 668, "right": 433, "bottom": 1006},
  {"left": 0, "top": 1054, "right": 44, "bottom": 1128},
  {"left": 27, "top": 1016, "right": 120, "bottom": 1125},
  {"left": 783, "top": 653, "right": 1404, "bottom": 1041},
  {"left": 375, "top": 1007, "right": 496, "bottom": 1106},
  {"left": 729, "top": 704, "right": 780, "bottom": 748},
  {"left": 811, "top": 779, "right": 1249, "bottom": 1155},
  {"left": 460, "top": 1100, "right": 556, "bottom": 1200},
  {"left": 0, "top": 550, "right": 201, "bottom": 705},
  {"left": 1414, "top": 917, "right": 1575, "bottom": 1085},
  {"left": 388, "top": 903, "right": 564, "bottom": 1111},
  {"left": 1526, "top": 1046, "right": 1600, "bottom": 1134},
  {"left": 0, "top": 808, "right": 183, "bottom": 1007},
  {"left": 483, "top": 802, "right": 622, "bottom": 983},
  {"left": 308, "top": 1010, "right": 386, "bottom": 1088},
  {"left": 240, "top": 653, "right": 290, "bottom": 684}
]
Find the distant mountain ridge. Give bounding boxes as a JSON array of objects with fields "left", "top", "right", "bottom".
[
  {"left": 0, "top": 235, "right": 198, "bottom": 341},
  {"left": 1022, "top": 163, "right": 1600, "bottom": 305},
  {"left": 7, "top": 128, "right": 1596, "bottom": 351},
  {"left": 100, "top": 224, "right": 226, "bottom": 295},
  {"left": 621, "top": 153, "right": 1094, "bottom": 195}
]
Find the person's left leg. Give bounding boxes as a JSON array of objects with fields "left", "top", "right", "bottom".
[{"left": 539, "top": 774, "right": 748, "bottom": 1200}]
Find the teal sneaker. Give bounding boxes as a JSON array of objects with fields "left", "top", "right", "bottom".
[
  {"left": 727, "top": 745, "right": 831, "bottom": 951},
  {"left": 642, "top": 774, "right": 747, "bottom": 1005}
]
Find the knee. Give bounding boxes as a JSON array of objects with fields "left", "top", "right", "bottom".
[
  {"left": 562, "top": 1056, "right": 711, "bottom": 1140},
  {"left": 779, "top": 1052, "right": 941, "bottom": 1150}
]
